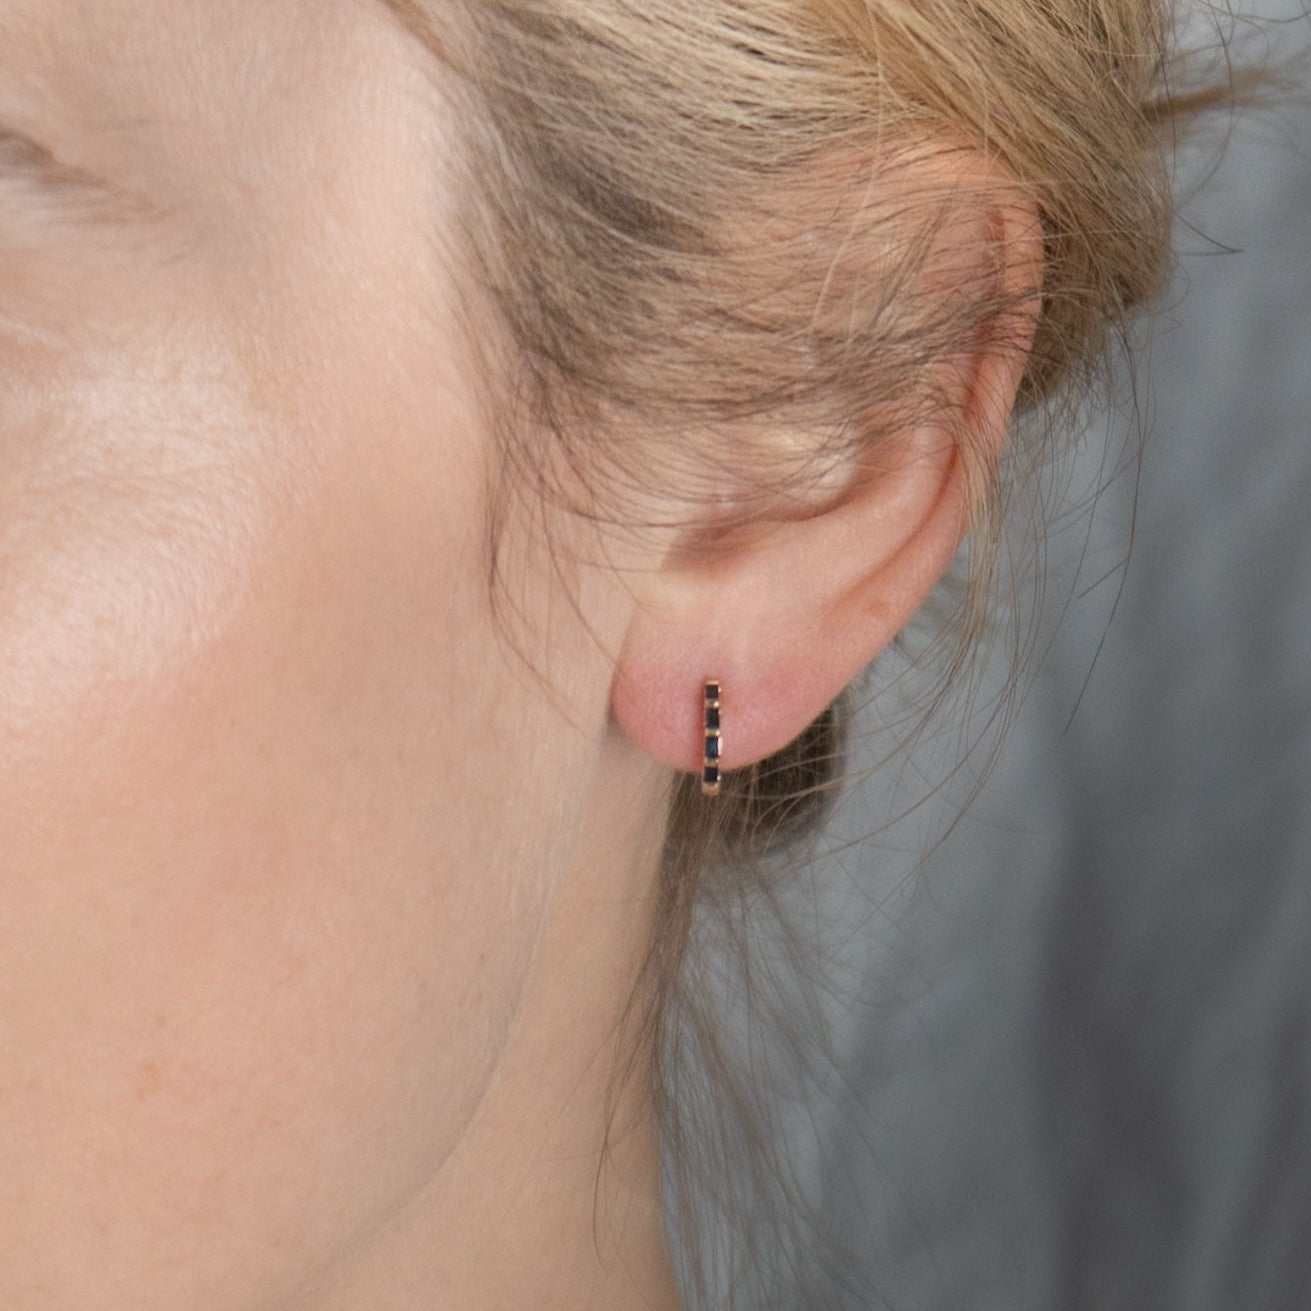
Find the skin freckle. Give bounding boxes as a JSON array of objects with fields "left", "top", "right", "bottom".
[{"left": 133, "top": 1060, "right": 163, "bottom": 1102}]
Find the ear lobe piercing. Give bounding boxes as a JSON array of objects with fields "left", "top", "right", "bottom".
[{"left": 702, "top": 679, "right": 722, "bottom": 797}]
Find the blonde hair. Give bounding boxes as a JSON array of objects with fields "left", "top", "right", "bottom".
[{"left": 383, "top": 0, "right": 1228, "bottom": 1303}]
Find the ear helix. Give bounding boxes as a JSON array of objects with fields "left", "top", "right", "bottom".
[{"left": 702, "top": 679, "right": 722, "bottom": 797}]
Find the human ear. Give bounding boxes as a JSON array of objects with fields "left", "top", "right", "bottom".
[{"left": 609, "top": 153, "right": 1043, "bottom": 778}]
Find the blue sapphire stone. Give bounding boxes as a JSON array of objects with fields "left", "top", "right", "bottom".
[
  {"left": 703, "top": 764, "right": 720, "bottom": 786},
  {"left": 705, "top": 705, "right": 720, "bottom": 731},
  {"left": 705, "top": 735, "right": 720, "bottom": 760},
  {"left": 705, "top": 681, "right": 720, "bottom": 701}
]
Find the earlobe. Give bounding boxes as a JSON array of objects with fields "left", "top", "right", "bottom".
[{"left": 610, "top": 157, "right": 1043, "bottom": 784}]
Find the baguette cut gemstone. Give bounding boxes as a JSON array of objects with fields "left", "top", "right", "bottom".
[{"left": 701, "top": 679, "right": 723, "bottom": 794}]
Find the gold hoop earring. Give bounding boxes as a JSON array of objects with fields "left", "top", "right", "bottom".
[{"left": 702, "top": 679, "right": 722, "bottom": 797}]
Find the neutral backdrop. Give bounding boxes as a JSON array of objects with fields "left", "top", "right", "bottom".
[{"left": 686, "top": 11, "right": 1311, "bottom": 1310}]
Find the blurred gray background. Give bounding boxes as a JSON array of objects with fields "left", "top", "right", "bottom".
[
  {"left": 810, "top": 14, "right": 1311, "bottom": 1311},
  {"left": 685, "top": 11, "right": 1311, "bottom": 1311}
]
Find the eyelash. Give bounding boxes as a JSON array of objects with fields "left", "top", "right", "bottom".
[
  {"left": 0, "top": 127, "right": 84, "bottom": 192},
  {"left": 0, "top": 124, "right": 53, "bottom": 166},
  {"left": 0, "top": 124, "right": 152, "bottom": 233}
]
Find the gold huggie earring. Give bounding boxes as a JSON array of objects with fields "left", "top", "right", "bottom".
[{"left": 702, "top": 679, "right": 722, "bottom": 797}]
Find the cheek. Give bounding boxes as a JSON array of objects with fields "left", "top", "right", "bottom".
[{"left": 0, "top": 330, "right": 550, "bottom": 1305}]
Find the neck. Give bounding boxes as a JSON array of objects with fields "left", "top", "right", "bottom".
[{"left": 283, "top": 738, "right": 685, "bottom": 1311}]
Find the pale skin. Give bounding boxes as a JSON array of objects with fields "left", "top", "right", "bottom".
[{"left": 0, "top": 1, "right": 1040, "bottom": 1308}]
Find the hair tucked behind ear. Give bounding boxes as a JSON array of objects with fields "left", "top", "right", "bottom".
[{"left": 384, "top": 0, "right": 1238, "bottom": 1304}]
